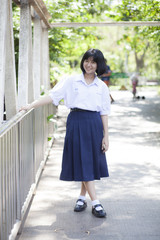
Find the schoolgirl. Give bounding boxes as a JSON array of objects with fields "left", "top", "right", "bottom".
[{"left": 21, "top": 48, "right": 111, "bottom": 218}]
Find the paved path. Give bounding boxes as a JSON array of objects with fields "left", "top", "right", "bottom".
[{"left": 17, "top": 89, "right": 160, "bottom": 240}]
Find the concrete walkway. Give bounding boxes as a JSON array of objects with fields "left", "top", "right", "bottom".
[{"left": 17, "top": 89, "right": 160, "bottom": 240}]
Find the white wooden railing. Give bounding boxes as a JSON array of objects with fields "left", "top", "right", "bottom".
[
  {"left": 0, "top": 104, "right": 57, "bottom": 240},
  {"left": 0, "top": 1, "right": 54, "bottom": 239}
]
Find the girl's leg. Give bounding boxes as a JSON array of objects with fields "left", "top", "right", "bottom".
[
  {"left": 74, "top": 182, "right": 87, "bottom": 212},
  {"left": 80, "top": 182, "right": 87, "bottom": 196},
  {"left": 83, "top": 181, "right": 106, "bottom": 218},
  {"left": 83, "top": 181, "right": 97, "bottom": 200},
  {"left": 74, "top": 181, "right": 106, "bottom": 217}
]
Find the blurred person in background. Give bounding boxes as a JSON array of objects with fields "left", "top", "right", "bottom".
[{"left": 99, "top": 59, "right": 114, "bottom": 103}]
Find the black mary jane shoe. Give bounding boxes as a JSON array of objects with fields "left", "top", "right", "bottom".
[
  {"left": 74, "top": 199, "right": 87, "bottom": 212},
  {"left": 92, "top": 204, "right": 106, "bottom": 218}
]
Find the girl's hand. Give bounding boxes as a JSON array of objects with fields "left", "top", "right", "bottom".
[
  {"left": 19, "top": 104, "right": 32, "bottom": 112},
  {"left": 101, "top": 137, "right": 109, "bottom": 153}
]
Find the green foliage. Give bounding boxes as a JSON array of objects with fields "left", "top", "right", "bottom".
[
  {"left": 45, "top": 0, "right": 160, "bottom": 79},
  {"left": 45, "top": 0, "right": 111, "bottom": 67},
  {"left": 106, "top": 0, "right": 160, "bottom": 73},
  {"left": 12, "top": 0, "right": 160, "bottom": 83},
  {"left": 47, "top": 114, "right": 54, "bottom": 122},
  {"left": 42, "top": 0, "right": 113, "bottom": 81},
  {"left": 108, "top": 0, "right": 160, "bottom": 21},
  {"left": 45, "top": 0, "right": 110, "bottom": 22},
  {"left": 111, "top": 72, "right": 128, "bottom": 79}
]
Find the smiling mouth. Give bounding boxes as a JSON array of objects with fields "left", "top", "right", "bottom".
[{"left": 86, "top": 68, "right": 92, "bottom": 71}]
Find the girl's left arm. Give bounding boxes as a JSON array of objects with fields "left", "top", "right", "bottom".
[{"left": 101, "top": 115, "right": 109, "bottom": 153}]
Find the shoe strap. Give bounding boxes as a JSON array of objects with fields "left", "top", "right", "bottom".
[
  {"left": 76, "top": 199, "right": 85, "bottom": 204},
  {"left": 94, "top": 204, "right": 103, "bottom": 208},
  {"left": 93, "top": 204, "right": 103, "bottom": 211}
]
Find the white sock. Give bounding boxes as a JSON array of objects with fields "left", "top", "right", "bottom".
[
  {"left": 77, "top": 195, "right": 86, "bottom": 206},
  {"left": 92, "top": 200, "right": 103, "bottom": 211},
  {"left": 79, "top": 195, "right": 86, "bottom": 201}
]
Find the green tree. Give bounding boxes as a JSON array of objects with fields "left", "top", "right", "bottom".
[
  {"left": 12, "top": 0, "right": 160, "bottom": 80},
  {"left": 107, "top": 0, "right": 160, "bottom": 73},
  {"left": 45, "top": 0, "right": 111, "bottom": 64}
]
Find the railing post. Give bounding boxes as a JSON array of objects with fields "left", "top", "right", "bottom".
[
  {"left": 0, "top": 0, "right": 16, "bottom": 123},
  {"left": 18, "top": 0, "right": 34, "bottom": 107},
  {"left": 33, "top": 12, "right": 42, "bottom": 99},
  {"left": 0, "top": 0, "right": 6, "bottom": 124},
  {"left": 41, "top": 23, "right": 50, "bottom": 90},
  {"left": 5, "top": 0, "right": 17, "bottom": 120},
  {"left": 33, "top": 14, "right": 50, "bottom": 99}
]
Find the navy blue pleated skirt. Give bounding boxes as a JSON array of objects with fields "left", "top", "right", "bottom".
[{"left": 60, "top": 111, "right": 109, "bottom": 181}]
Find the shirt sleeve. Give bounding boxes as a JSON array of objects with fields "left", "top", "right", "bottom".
[
  {"left": 49, "top": 77, "right": 69, "bottom": 106},
  {"left": 100, "top": 84, "right": 111, "bottom": 115}
]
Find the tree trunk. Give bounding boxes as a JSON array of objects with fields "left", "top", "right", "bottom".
[{"left": 135, "top": 42, "right": 149, "bottom": 72}]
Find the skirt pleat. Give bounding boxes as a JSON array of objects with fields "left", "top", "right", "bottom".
[{"left": 60, "top": 111, "right": 109, "bottom": 181}]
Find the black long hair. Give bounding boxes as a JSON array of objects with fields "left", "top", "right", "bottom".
[{"left": 80, "top": 48, "right": 107, "bottom": 76}]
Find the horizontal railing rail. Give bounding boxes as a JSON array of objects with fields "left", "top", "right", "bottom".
[{"left": 0, "top": 104, "right": 57, "bottom": 240}]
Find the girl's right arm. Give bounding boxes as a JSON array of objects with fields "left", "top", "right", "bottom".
[{"left": 20, "top": 95, "right": 53, "bottom": 112}]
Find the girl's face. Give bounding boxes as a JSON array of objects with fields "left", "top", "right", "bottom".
[{"left": 83, "top": 57, "right": 97, "bottom": 75}]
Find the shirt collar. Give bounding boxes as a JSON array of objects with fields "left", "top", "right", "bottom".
[{"left": 76, "top": 73, "right": 99, "bottom": 86}]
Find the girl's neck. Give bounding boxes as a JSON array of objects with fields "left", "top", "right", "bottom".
[{"left": 84, "top": 73, "right": 95, "bottom": 84}]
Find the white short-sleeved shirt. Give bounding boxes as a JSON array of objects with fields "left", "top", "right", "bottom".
[{"left": 49, "top": 73, "right": 111, "bottom": 115}]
